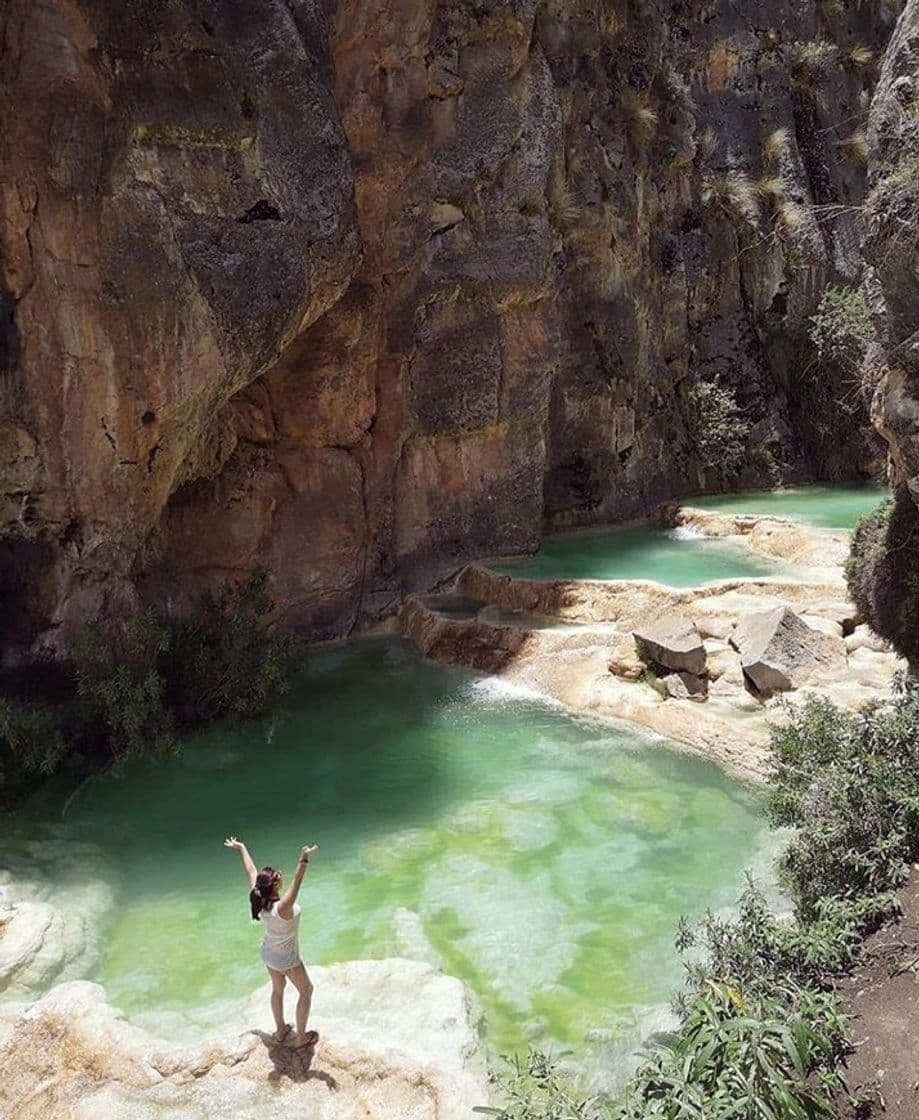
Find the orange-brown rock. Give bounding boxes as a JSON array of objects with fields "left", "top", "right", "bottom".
[{"left": 0, "top": 0, "right": 897, "bottom": 650}]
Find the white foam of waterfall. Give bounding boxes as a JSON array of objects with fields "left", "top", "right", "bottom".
[{"left": 667, "top": 524, "right": 707, "bottom": 541}]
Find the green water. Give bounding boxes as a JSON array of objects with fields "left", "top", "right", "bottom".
[
  {"left": 9, "top": 640, "right": 774, "bottom": 1082},
  {"left": 491, "top": 523, "right": 781, "bottom": 584},
  {"left": 491, "top": 484, "right": 886, "bottom": 584},
  {"left": 686, "top": 484, "right": 886, "bottom": 530}
]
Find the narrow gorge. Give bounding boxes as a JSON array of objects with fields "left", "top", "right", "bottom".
[
  {"left": 2, "top": 1, "right": 919, "bottom": 1118},
  {"left": 0, "top": 0, "right": 905, "bottom": 651}
]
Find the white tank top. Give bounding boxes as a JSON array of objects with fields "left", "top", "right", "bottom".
[{"left": 258, "top": 901, "right": 301, "bottom": 971}]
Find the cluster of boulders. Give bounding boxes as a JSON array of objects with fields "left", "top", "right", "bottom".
[{"left": 633, "top": 605, "right": 847, "bottom": 703}]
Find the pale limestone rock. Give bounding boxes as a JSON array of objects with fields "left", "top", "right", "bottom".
[
  {"left": 801, "top": 615, "right": 844, "bottom": 639},
  {"left": 632, "top": 616, "right": 706, "bottom": 675},
  {"left": 662, "top": 671, "right": 707, "bottom": 701},
  {"left": 696, "top": 616, "right": 735, "bottom": 641},
  {"left": 702, "top": 639, "right": 738, "bottom": 682},
  {"left": 0, "top": 850, "right": 115, "bottom": 999},
  {"left": 845, "top": 625, "right": 892, "bottom": 654},
  {"left": 0, "top": 961, "right": 488, "bottom": 1120}
]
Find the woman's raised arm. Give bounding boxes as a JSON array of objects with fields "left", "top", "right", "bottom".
[
  {"left": 277, "top": 844, "right": 318, "bottom": 919},
  {"left": 224, "top": 836, "right": 258, "bottom": 888}
]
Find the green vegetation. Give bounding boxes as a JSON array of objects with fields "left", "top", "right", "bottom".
[
  {"left": 0, "top": 570, "right": 303, "bottom": 791},
  {"left": 847, "top": 489, "right": 919, "bottom": 666},
  {"left": 481, "top": 675, "right": 919, "bottom": 1119},
  {"left": 684, "top": 381, "right": 751, "bottom": 481},
  {"left": 808, "top": 285, "right": 876, "bottom": 381}
]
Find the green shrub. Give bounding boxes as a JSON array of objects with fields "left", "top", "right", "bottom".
[
  {"left": 170, "top": 569, "right": 303, "bottom": 723},
  {"left": 685, "top": 381, "right": 751, "bottom": 480},
  {"left": 0, "top": 569, "right": 304, "bottom": 792},
  {"left": 769, "top": 681, "right": 919, "bottom": 916},
  {"left": 73, "top": 609, "right": 176, "bottom": 763},
  {"left": 0, "top": 698, "right": 67, "bottom": 775},
  {"left": 808, "top": 286, "right": 875, "bottom": 380}
]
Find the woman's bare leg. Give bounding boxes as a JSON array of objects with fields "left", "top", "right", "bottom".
[
  {"left": 267, "top": 968, "right": 288, "bottom": 1036},
  {"left": 286, "top": 964, "right": 315, "bottom": 1045}
]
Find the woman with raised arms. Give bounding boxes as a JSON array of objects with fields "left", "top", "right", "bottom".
[{"left": 224, "top": 836, "right": 319, "bottom": 1047}]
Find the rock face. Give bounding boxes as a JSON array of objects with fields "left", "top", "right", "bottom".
[
  {"left": 850, "top": 0, "right": 919, "bottom": 665},
  {"left": 633, "top": 615, "right": 706, "bottom": 676},
  {"left": 0, "top": 0, "right": 896, "bottom": 651},
  {"left": 730, "top": 605, "right": 845, "bottom": 695},
  {"left": 865, "top": 0, "right": 919, "bottom": 495},
  {"left": 0, "top": 962, "right": 487, "bottom": 1120}
]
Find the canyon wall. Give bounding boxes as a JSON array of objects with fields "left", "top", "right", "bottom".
[
  {"left": 845, "top": 0, "right": 919, "bottom": 667},
  {"left": 0, "top": 0, "right": 894, "bottom": 650}
]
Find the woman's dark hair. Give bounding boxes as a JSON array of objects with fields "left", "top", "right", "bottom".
[{"left": 250, "top": 866, "right": 280, "bottom": 921}]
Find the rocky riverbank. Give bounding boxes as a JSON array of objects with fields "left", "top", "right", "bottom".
[
  {"left": 401, "top": 507, "right": 904, "bottom": 780},
  {"left": 0, "top": 961, "right": 486, "bottom": 1120},
  {"left": 0, "top": 826, "right": 488, "bottom": 1118}
]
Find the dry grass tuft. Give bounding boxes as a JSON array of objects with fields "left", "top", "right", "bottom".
[
  {"left": 618, "top": 86, "right": 658, "bottom": 146},
  {"left": 776, "top": 199, "right": 807, "bottom": 236},
  {"left": 697, "top": 127, "right": 718, "bottom": 162},
  {"left": 847, "top": 44, "right": 875, "bottom": 69},
  {"left": 756, "top": 176, "right": 786, "bottom": 205},
  {"left": 817, "top": 0, "right": 846, "bottom": 21},
  {"left": 549, "top": 180, "right": 584, "bottom": 228},
  {"left": 789, "top": 39, "right": 839, "bottom": 83},
  {"left": 764, "top": 127, "right": 791, "bottom": 165},
  {"left": 837, "top": 130, "right": 869, "bottom": 163},
  {"left": 701, "top": 171, "right": 760, "bottom": 227}
]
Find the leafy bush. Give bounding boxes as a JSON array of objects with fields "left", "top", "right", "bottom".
[
  {"left": 0, "top": 698, "right": 67, "bottom": 775},
  {"left": 685, "top": 381, "right": 751, "bottom": 480},
  {"left": 770, "top": 681, "right": 919, "bottom": 916},
  {"left": 614, "top": 982, "right": 849, "bottom": 1120},
  {"left": 73, "top": 609, "right": 176, "bottom": 763},
  {"left": 483, "top": 676, "right": 919, "bottom": 1120},
  {"left": 808, "top": 286, "right": 875, "bottom": 380},
  {"left": 0, "top": 569, "right": 303, "bottom": 791},
  {"left": 170, "top": 570, "right": 303, "bottom": 723}
]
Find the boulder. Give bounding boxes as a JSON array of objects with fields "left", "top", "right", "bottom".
[
  {"left": 662, "top": 672, "right": 708, "bottom": 701},
  {"left": 730, "top": 607, "right": 845, "bottom": 696},
  {"left": 633, "top": 616, "right": 707, "bottom": 676}
]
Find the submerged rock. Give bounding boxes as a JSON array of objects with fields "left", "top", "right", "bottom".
[
  {"left": 0, "top": 961, "right": 487, "bottom": 1119},
  {"left": 730, "top": 607, "right": 845, "bottom": 696},
  {"left": 633, "top": 616, "right": 707, "bottom": 676}
]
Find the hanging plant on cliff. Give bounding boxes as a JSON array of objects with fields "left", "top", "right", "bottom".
[
  {"left": 684, "top": 380, "right": 751, "bottom": 481},
  {"left": 808, "top": 285, "right": 875, "bottom": 382}
]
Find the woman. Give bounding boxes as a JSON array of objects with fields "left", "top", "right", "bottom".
[{"left": 224, "top": 836, "right": 319, "bottom": 1047}]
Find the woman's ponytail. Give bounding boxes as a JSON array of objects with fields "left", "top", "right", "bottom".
[{"left": 250, "top": 867, "right": 280, "bottom": 920}]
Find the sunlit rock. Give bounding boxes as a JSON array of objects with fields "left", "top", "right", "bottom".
[
  {"left": 730, "top": 607, "right": 846, "bottom": 696},
  {"left": 632, "top": 616, "right": 707, "bottom": 676},
  {"left": 0, "top": 961, "right": 487, "bottom": 1120}
]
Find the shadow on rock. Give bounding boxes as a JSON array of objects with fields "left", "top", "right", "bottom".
[{"left": 253, "top": 1030, "right": 338, "bottom": 1089}]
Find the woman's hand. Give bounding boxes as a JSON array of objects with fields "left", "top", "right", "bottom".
[
  {"left": 224, "top": 836, "right": 244, "bottom": 850},
  {"left": 300, "top": 844, "right": 319, "bottom": 860}
]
